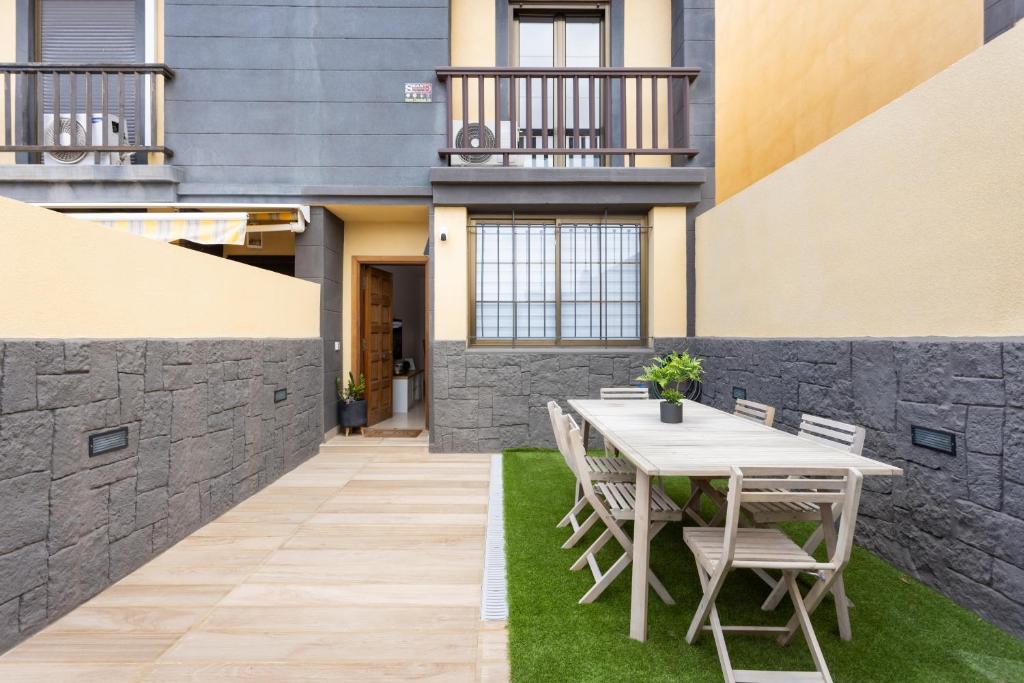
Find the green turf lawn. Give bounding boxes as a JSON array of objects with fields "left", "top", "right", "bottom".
[{"left": 503, "top": 449, "right": 1024, "bottom": 683}]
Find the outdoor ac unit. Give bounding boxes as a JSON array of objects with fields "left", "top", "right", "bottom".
[
  {"left": 43, "top": 114, "right": 130, "bottom": 166},
  {"left": 450, "top": 120, "right": 524, "bottom": 166}
]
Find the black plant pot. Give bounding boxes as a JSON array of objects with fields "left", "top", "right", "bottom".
[
  {"left": 660, "top": 401, "right": 683, "bottom": 423},
  {"left": 340, "top": 399, "right": 367, "bottom": 429}
]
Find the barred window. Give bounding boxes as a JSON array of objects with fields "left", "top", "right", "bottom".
[{"left": 470, "top": 217, "right": 647, "bottom": 345}]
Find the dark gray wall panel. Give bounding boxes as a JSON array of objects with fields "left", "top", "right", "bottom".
[
  {"left": 0, "top": 338, "right": 323, "bottom": 654},
  {"left": 164, "top": 1, "right": 449, "bottom": 198},
  {"left": 690, "top": 336, "right": 1024, "bottom": 638}
]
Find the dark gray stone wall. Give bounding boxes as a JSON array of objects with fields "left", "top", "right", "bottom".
[
  {"left": 164, "top": 0, "right": 448, "bottom": 200},
  {"left": 429, "top": 339, "right": 685, "bottom": 452},
  {"left": 689, "top": 336, "right": 1024, "bottom": 638},
  {"left": 0, "top": 338, "right": 322, "bottom": 653},
  {"left": 296, "top": 208, "right": 344, "bottom": 431}
]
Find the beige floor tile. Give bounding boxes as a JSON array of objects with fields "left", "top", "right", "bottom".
[
  {"left": 46, "top": 606, "right": 211, "bottom": 633},
  {"left": 197, "top": 605, "right": 481, "bottom": 633},
  {"left": 0, "top": 632, "right": 179, "bottom": 663},
  {"left": 305, "top": 512, "right": 487, "bottom": 526},
  {"left": 0, "top": 663, "right": 147, "bottom": 683},
  {"left": 219, "top": 583, "right": 481, "bottom": 608},
  {"left": 84, "top": 584, "right": 235, "bottom": 608},
  {"left": 144, "top": 661, "right": 475, "bottom": 682}
]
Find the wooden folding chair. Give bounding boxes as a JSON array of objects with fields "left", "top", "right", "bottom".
[
  {"left": 683, "top": 398, "right": 776, "bottom": 527},
  {"left": 558, "top": 414, "right": 682, "bottom": 605},
  {"left": 684, "top": 466, "right": 864, "bottom": 683},
  {"left": 592, "top": 386, "right": 649, "bottom": 456},
  {"left": 748, "top": 414, "right": 866, "bottom": 641},
  {"left": 547, "top": 401, "right": 635, "bottom": 550}
]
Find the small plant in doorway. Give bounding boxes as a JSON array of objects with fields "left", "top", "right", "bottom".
[
  {"left": 338, "top": 372, "right": 367, "bottom": 436},
  {"left": 637, "top": 351, "right": 703, "bottom": 423}
]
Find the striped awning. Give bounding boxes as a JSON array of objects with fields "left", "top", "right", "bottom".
[{"left": 67, "top": 212, "right": 249, "bottom": 245}]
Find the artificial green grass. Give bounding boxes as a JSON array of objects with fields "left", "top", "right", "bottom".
[{"left": 503, "top": 449, "right": 1024, "bottom": 683}]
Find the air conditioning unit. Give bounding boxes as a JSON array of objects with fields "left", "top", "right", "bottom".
[
  {"left": 450, "top": 120, "right": 524, "bottom": 166},
  {"left": 43, "top": 114, "right": 131, "bottom": 166}
]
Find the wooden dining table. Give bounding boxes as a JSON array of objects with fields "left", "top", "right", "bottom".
[{"left": 568, "top": 398, "right": 903, "bottom": 642}]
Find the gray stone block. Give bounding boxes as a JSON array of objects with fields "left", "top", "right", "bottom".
[
  {"left": 950, "top": 377, "right": 1005, "bottom": 407},
  {"left": 47, "top": 527, "right": 109, "bottom": 617},
  {"left": 1004, "top": 408, "right": 1024, "bottom": 483},
  {"left": 136, "top": 488, "right": 169, "bottom": 529},
  {"left": 896, "top": 342, "right": 952, "bottom": 404},
  {"left": 109, "top": 527, "right": 153, "bottom": 582},
  {"left": 49, "top": 472, "right": 108, "bottom": 554},
  {"left": 1, "top": 343, "right": 38, "bottom": 414},
  {"left": 137, "top": 435, "right": 170, "bottom": 492},
  {"left": 966, "top": 452, "right": 1003, "bottom": 510},
  {"left": 954, "top": 500, "right": 1024, "bottom": 567},
  {"left": 1005, "top": 343, "right": 1024, "bottom": 407},
  {"left": 852, "top": 341, "right": 897, "bottom": 431},
  {"left": 0, "top": 410, "right": 53, "bottom": 479},
  {"left": 1005, "top": 480, "right": 1024, "bottom": 519},
  {"left": 116, "top": 341, "right": 146, "bottom": 375},
  {"left": 952, "top": 342, "right": 1003, "bottom": 379},
  {"left": 0, "top": 472, "right": 49, "bottom": 555},
  {"left": 0, "top": 541, "right": 47, "bottom": 605},
  {"left": 18, "top": 585, "right": 47, "bottom": 632},
  {"left": 967, "top": 406, "right": 1004, "bottom": 454},
  {"left": 0, "top": 598, "right": 18, "bottom": 651},
  {"left": 992, "top": 559, "right": 1024, "bottom": 606},
  {"left": 142, "top": 391, "right": 172, "bottom": 438}
]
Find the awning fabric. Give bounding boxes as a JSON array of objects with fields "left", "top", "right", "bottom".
[{"left": 67, "top": 212, "right": 249, "bottom": 245}]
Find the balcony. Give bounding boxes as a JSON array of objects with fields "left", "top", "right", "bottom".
[
  {"left": 436, "top": 67, "right": 699, "bottom": 168},
  {"left": 0, "top": 63, "right": 175, "bottom": 164}
]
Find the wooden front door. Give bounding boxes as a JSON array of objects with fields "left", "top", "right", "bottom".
[{"left": 361, "top": 266, "right": 394, "bottom": 426}]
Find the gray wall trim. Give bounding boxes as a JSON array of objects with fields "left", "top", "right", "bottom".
[
  {"left": 295, "top": 208, "right": 344, "bottom": 432},
  {"left": 690, "top": 335, "right": 1024, "bottom": 638},
  {"left": 431, "top": 166, "right": 706, "bottom": 209},
  {"left": 0, "top": 338, "right": 323, "bottom": 654},
  {"left": 0, "top": 166, "right": 181, "bottom": 203},
  {"left": 985, "top": 0, "right": 1024, "bottom": 42},
  {"left": 175, "top": 185, "right": 433, "bottom": 205}
]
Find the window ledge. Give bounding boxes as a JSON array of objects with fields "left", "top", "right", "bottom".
[{"left": 465, "top": 344, "right": 654, "bottom": 355}]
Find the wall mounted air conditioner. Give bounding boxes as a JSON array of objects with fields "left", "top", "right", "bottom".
[
  {"left": 450, "top": 120, "right": 525, "bottom": 166},
  {"left": 43, "top": 114, "right": 130, "bottom": 166}
]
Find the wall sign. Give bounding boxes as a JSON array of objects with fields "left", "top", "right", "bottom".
[{"left": 405, "top": 82, "right": 432, "bottom": 103}]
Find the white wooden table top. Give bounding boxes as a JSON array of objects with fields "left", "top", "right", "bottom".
[{"left": 569, "top": 399, "right": 903, "bottom": 478}]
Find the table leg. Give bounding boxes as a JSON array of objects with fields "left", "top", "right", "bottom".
[
  {"left": 629, "top": 469, "right": 652, "bottom": 641},
  {"left": 581, "top": 420, "right": 591, "bottom": 449}
]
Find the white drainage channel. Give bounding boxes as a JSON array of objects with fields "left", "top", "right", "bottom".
[{"left": 481, "top": 453, "right": 509, "bottom": 621}]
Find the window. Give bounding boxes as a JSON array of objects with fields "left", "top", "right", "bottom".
[
  {"left": 512, "top": 3, "right": 607, "bottom": 167},
  {"left": 469, "top": 217, "right": 648, "bottom": 345}
]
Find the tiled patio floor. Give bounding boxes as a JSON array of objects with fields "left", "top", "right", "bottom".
[{"left": 0, "top": 437, "right": 508, "bottom": 682}]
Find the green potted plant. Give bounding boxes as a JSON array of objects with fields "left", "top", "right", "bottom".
[
  {"left": 337, "top": 372, "right": 367, "bottom": 434},
  {"left": 636, "top": 351, "right": 704, "bottom": 423}
]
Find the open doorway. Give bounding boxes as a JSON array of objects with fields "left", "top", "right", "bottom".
[{"left": 353, "top": 258, "right": 428, "bottom": 436}]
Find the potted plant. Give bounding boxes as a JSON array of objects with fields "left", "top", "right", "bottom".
[
  {"left": 637, "top": 351, "right": 704, "bottom": 423},
  {"left": 337, "top": 372, "right": 367, "bottom": 434}
]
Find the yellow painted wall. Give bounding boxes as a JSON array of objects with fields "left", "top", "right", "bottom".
[
  {"left": 716, "top": 0, "right": 983, "bottom": 201},
  {"left": 696, "top": 25, "right": 1024, "bottom": 338},
  {"left": 624, "top": 0, "right": 672, "bottom": 167},
  {"left": 337, "top": 207, "right": 429, "bottom": 380},
  {"left": 0, "top": 197, "right": 320, "bottom": 338},
  {"left": 647, "top": 206, "right": 687, "bottom": 337},
  {"left": 433, "top": 206, "right": 469, "bottom": 341}
]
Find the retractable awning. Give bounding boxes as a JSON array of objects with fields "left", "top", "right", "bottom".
[{"left": 68, "top": 212, "right": 250, "bottom": 245}]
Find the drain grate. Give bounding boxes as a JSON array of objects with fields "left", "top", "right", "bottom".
[{"left": 481, "top": 453, "right": 509, "bottom": 621}]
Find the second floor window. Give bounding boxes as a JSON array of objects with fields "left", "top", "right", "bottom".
[{"left": 470, "top": 217, "right": 647, "bottom": 346}]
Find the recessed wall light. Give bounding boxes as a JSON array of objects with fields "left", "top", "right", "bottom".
[
  {"left": 911, "top": 426, "right": 956, "bottom": 456},
  {"left": 732, "top": 387, "right": 746, "bottom": 400},
  {"left": 274, "top": 388, "right": 287, "bottom": 403},
  {"left": 89, "top": 427, "right": 128, "bottom": 457}
]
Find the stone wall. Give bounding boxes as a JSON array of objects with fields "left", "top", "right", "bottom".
[
  {"left": 689, "top": 336, "right": 1024, "bottom": 637},
  {"left": 429, "top": 339, "right": 686, "bottom": 452},
  {"left": 0, "top": 338, "right": 323, "bottom": 652}
]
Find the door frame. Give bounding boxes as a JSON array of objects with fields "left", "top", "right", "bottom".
[{"left": 350, "top": 255, "right": 430, "bottom": 427}]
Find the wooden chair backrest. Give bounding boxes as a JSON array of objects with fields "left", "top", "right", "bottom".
[
  {"left": 600, "top": 386, "right": 649, "bottom": 400},
  {"left": 798, "top": 414, "right": 866, "bottom": 455},
  {"left": 734, "top": 398, "right": 776, "bottom": 427},
  {"left": 547, "top": 400, "right": 575, "bottom": 474},
  {"left": 566, "top": 419, "right": 599, "bottom": 502},
  {"left": 723, "top": 466, "right": 864, "bottom": 570}
]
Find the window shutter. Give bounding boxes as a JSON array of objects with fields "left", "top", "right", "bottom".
[{"left": 39, "top": 0, "right": 140, "bottom": 141}]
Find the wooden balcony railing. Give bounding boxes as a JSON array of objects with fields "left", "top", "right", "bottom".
[
  {"left": 0, "top": 63, "right": 175, "bottom": 163},
  {"left": 436, "top": 67, "right": 699, "bottom": 167}
]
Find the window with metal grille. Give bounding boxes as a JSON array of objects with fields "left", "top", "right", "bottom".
[{"left": 469, "top": 217, "right": 647, "bottom": 345}]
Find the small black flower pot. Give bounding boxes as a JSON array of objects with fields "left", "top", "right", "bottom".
[
  {"left": 340, "top": 399, "right": 367, "bottom": 430},
  {"left": 660, "top": 401, "right": 683, "bottom": 424}
]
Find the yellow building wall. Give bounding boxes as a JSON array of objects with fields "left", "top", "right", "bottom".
[
  {"left": 0, "top": 198, "right": 320, "bottom": 338},
  {"left": 433, "top": 206, "right": 469, "bottom": 342},
  {"left": 0, "top": 0, "right": 16, "bottom": 166},
  {"left": 338, "top": 209, "right": 429, "bottom": 381},
  {"left": 716, "top": 0, "right": 983, "bottom": 201},
  {"left": 696, "top": 25, "right": 1024, "bottom": 339}
]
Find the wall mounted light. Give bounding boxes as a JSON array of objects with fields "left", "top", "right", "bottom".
[
  {"left": 274, "top": 388, "right": 287, "bottom": 403},
  {"left": 440, "top": 232, "right": 447, "bottom": 242},
  {"left": 911, "top": 426, "right": 956, "bottom": 456},
  {"left": 731, "top": 387, "right": 747, "bottom": 400},
  {"left": 89, "top": 427, "right": 129, "bottom": 457}
]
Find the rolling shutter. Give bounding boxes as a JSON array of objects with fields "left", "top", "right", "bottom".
[{"left": 39, "top": 0, "right": 141, "bottom": 142}]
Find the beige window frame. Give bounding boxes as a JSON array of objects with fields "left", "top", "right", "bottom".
[
  {"left": 509, "top": 2, "right": 610, "bottom": 69},
  {"left": 468, "top": 214, "right": 649, "bottom": 347}
]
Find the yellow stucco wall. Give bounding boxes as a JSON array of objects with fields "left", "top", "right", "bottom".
[
  {"left": 624, "top": 0, "right": 672, "bottom": 168},
  {"left": 433, "top": 206, "right": 469, "bottom": 342},
  {"left": 0, "top": 198, "right": 320, "bottom": 338},
  {"left": 336, "top": 207, "right": 430, "bottom": 381},
  {"left": 696, "top": 25, "right": 1024, "bottom": 339},
  {"left": 0, "top": 0, "right": 16, "bottom": 165},
  {"left": 716, "top": 0, "right": 983, "bottom": 201}
]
